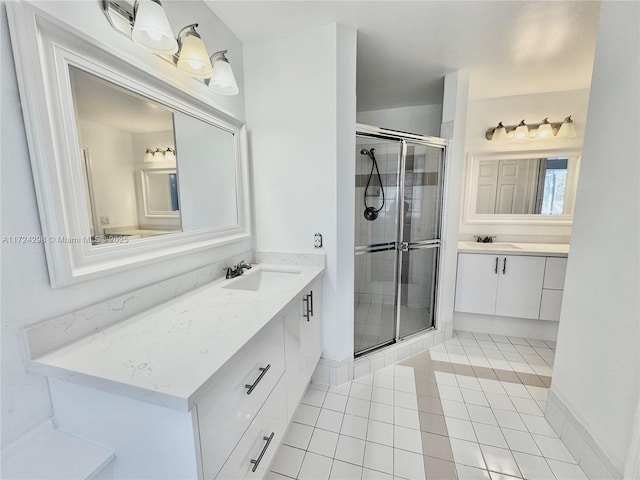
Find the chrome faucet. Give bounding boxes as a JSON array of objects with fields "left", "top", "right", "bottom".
[{"left": 225, "top": 260, "right": 252, "bottom": 279}]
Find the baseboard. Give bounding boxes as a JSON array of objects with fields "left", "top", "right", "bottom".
[
  {"left": 453, "top": 312, "right": 559, "bottom": 341},
  {"left": 546, "top": 388, "right": 625, "bottom": 479}
]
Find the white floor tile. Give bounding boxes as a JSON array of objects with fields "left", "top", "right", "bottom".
[
  {"left": 457, "top": 375, "right": 482, "bottom": 391},
  {"left": 524, "top": 386, "right": 548, "bottom": 402},
  {"left": 266, "top": 472, "right": 292, "bottom": 480},
  {"left": 456, "top": 464, "right": 492, "bottom": 480},
  {"left": 394, "top": 376, "right": 417, "bottom": 394},
  {"left": 445, "top": 417, "right": 477, "bottom": 442},
  {"left": 434, "top": 371, "right": 459, "bottom": 386},
  {"left": 531, "top": 434, "right": 577, "bottom": 463},
  {"left": 430, "top": 351, "right": 450, "bottom": 362},
  {"left": 351, "top": 382, "right": 373, "bottom": 401},
  {"left": 346, "top": 396, "right": 371, "bottom": 418},
  {"left": 511, "top": 397, "right": 543, "bottom": 416},
  {"left": 362, "top": 467, "right": 393, "bottom": 480},
  {"left": 473, "top": 423, "right": 508, "bottom": 448},
  {"left": 501, "top": 428, "right": 542, "bottom": 456},
  {"left": 450, "top": 438, "right": 486, "bottom": 469},
  {"left": 467, "top": 405, "right": 498, "bottom": 426},
  {"left": 330, "top": 459, "right": 364, "bottom": 480},
  {"left": 329, "top": 382, "right": 352, "bottom": 397},
  {"left": 469, "top": 356, "right": 493, "bottom": 368},
  {"left": 519, "top": 414, "right": 558, "bottom": 438},
  {"left": 531, "top": 365, "right": 552, "bottom": 377},
  {"left": 393, "top": 448, "right": 426, "bottom": 480},
  {"left": 508, "top": 362, "right": 535, "bottom": 374},
  {"left": 316, "top": 408, "right": 344, "bottom": 433},
  {"left": 485, "top": 393, "right": 516, "bottom": 412},
  {"left": 294, "top": 404, "right": 321, "bottom": 426},
  {"left": 478, "top": 379, "right": 507, "bottom": 395},
  {"left": 394, "top": 365, "right": 415, "bottom": 379},
  {"left": 441, "top": 399, "right": 470, "bottom": 420},
  {"left": 298, "top": 452, "right": 333, "bottom": 480},
  {"left": 438, "top": 384, "right": 464, "bottom": 402},
  {"left": 303, "top": 388, "right": 327, "bottom": 407},
  {"left": 363, "top": 442, "right": 394, "bottom": 475},
  {"left": 374, "top": 373, "right": 394, "bottom": 390},
  {"left": 394, "top": 425, "right": 423, "bottom": 453},
  {"left": 479, "top": 444, "right": 522, "bottom": 478},
  {"left": 366, "top": 419, "right": 394, "bottom": 446},
  {"left": 323, "top": 392, "right": 349, "bottom": 412},
  {"left": 271, "top": 445, "right": 305, "bottom": 478},
  {"left": 341, "top": 413, "right": 368, "bottom": 439},
  {"left": 500, "top": 383, "right": 531, "bottom": 399},
  {"left": 488, "top": 473, "right": 521, "bottom": 480},
  {"left": 334, "top": 434, "right": 366, "bottom": 466},
  {"left": 461, "top": 388, "right": 490, "bottom": 407},
  {"left": 372, "top": 386, "right": 394, "bottom": 406},
  {"left": 394, "top": 390, "right": 418, "bottom": 410},
  {"left": 512, "top": 452, "right": 554, "bottom": 480},
  {"left": 284, "top": 422, "right": 314, "bottom": 450},
  {"left": 354, "top": 374, "right": 375, "bottom": 386},
  {"left": 393, "top": 406, "right": 420, "bottom": 430},
  {"left": 449, "top": 353, "right": 471, "bottom": 365},
  {"left": 493, "top": 409, "right": 527, "bottom": 431},
  {"left": 308, "top": 428, "right": 339, "bottom": 458},
  {"left": 546, "top": 458, "right": 588, "bottom": 479},
  {"left": 369, "top": 401, "right": 394, "bottom": 424}
]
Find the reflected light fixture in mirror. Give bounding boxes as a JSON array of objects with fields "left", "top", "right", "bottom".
[
  {"left": 164, "top": 147, "right": 176, "bottom": 162},
  {"left": 131, "top": 0, "right": 178, "bottom": 54},
  {"left": 209, "top": 50, "right": 239, "bottom": 95},
  {"left": 537, "top": 118, "right": 553, "bottom": 138},
  {"left": 144, "top": 148, "right": 154, "bottom": 162},
  {"left": 153, "top": 148, "right": 165, "bottom": 161},
  {"left": 487, "top": 116, "right": 576, "bottom": 141},
  {"left": 176, "top": 24, "right": 213, "bottom": 79},
  {"left": 514, "top": 120, "right": 529, "bottom": 139},
  {"left": 492, "top": 122, "right": 507, "bottom": 141},
  {"left": 557, "top": 116, "right": 577, "bottom": 137}
]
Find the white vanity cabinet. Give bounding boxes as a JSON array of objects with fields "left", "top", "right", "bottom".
[
  {"left": 455, "top": 252, "right": 568, "bottom": 321},
  {"left": 455, "top": 253, "right": 546, "bottom": 319}
]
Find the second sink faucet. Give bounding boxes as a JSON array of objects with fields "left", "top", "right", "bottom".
[{"left": 225, "top": 260, "right": 252, "bottom": 279}]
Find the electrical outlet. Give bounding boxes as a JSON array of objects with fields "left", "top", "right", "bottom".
[
  {"left": 314, "top": 233, "right": 323, "bottom": 248},
  {"left": 100, "top": 216, "right": 110, "bottom": 225}
]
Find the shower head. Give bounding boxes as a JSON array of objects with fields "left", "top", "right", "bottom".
[{"left": 360, "top": 148, "right": 376, "bottom": 158}]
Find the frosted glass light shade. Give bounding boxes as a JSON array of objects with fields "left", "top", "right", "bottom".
[
  {"left": 153, "top": 149, "right": 165, "bottom": 162},
  {"left": 514, "top": 120, "right": 529, "bottom": 139},
  {"left": 132, "top": 0, "right": 178, "bottom": 54},
  {"left": 164, "top": 148, "right": 176, "bottom": 163},
  {"left": 144, "top": 149, "right": 154, "bottom": 163},
  {"left": 537, "top": 118, "right": 553, "bottom": 138},
  {"left": 209, "top": 54, "right": 239, "bottom": 95},
  {"left": 177, "top": 33, "right": 213, "bottom": 78},
  {"left": 557, "top": 116, "right": 577, "bottom": 138},
  {"left": 492, "top": 122, "right": 507, "bottom": 141}
]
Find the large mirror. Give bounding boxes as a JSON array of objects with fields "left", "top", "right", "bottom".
[
  {"left": 463, "top": 151, "right": 581, "bottom": 225},
  {"left": 7, "top": 3, "right": 250, "bottom": 287}
]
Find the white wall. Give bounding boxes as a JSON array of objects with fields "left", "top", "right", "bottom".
[
  {"left": 356, "top": 104, "right": 442, "bottom": 137},
  {"left": 0, "top": 1, "right": 247, "bottom": 448},
  {"left": 460, "top": 89, "right": 590, "bottom": 242},
  {"left": 244, "top": 24, "right": 357, "bottom": 363},
  {"left": 551, "top": 1, "right": 639, "bottom": 473}
]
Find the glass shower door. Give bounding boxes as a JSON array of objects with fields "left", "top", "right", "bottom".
[
  {"left": 354, "top": 136, "right": 401, "bottom": 355},
  {"left": 397, "top": 142, "right": 444, "bottom": 339}
]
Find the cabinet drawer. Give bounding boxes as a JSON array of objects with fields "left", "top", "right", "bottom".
[
  {"left": 543, "top": 257, "right": 567, "bottom": 290},
  {"left": 217, "top": 375, "right": 288, "bottom": 479},
  {"left": 539, "top": 289, "right": 563, "bottom": 321},
  {"left": 196, "top": 317, "right": 285, "bottom": 479}
]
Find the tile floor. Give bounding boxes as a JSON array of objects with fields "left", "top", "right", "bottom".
[{"left": 268, "top": 331, "right": 587, "bottom": 480}]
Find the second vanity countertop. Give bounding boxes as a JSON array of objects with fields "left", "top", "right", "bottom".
[
  {"left": 458, "top": 241, "right": 569, "bottom": 257},
  {"left": 29, "top": 263, "right": 324, "bottom": 412}
]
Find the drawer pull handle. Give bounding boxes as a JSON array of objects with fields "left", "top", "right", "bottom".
[
  {"left": 250, "top": 432, "right": 275, "bottom": 472},
  {"left": 308, "top": 291, "right": 314, "bottom": 317},
  {"left": 502, "top": 257, "right": 507, "bottom": 274},
  {"left": 494, "top": 257, "right": 499, "bottom": 274},
  {"left": 302, "top": 296, "right": 310, "bottom": 321},
  {"left": 245, "top": 364, "right": 271, "bottom": 395}
]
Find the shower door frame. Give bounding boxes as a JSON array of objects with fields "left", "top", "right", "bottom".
[{"left": 355, "top": 123, "right": 447, "bottom": 357}]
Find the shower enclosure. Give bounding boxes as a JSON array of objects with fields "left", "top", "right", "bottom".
[{"left": 354, "top": 124, "right": 446, "bottom": 356}]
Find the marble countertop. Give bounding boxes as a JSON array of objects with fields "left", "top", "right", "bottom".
[
  {"left": 458, "top": 241, "right": 569, "bottom": 256},
  {"left": 29, "top": 263, "right": 324, "bottom": 412}
]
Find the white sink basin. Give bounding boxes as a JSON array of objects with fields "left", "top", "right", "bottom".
[{"left": 223, "top": 268, "right": 302, "bottom": 292}]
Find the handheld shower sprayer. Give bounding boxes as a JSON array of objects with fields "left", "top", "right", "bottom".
[{"left": 360, "top": 148, "right": 385, "bottom": 221}]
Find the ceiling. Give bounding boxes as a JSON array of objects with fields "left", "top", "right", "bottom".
[{"left": 205, "top": 1, "right": 601, "bottom": 111}]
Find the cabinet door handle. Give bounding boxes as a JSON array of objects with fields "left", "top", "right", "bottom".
[
  {"left": 494, "top": 257, "right": 499, "bottom": 274},
  {"left": 302, "top": 296, "right": 310, "bottom": 321},
  {"left": 250, "top": 432, "right": 275, "bottom": 472},
  {"left": 245, "top": 364, "right": 271, "bottom": 395},
  {"left": 502, "top": 257, "right": 507, "bottom": 275},
  {"left": 308, "top": 291, "right": 314, "bottom": 317}
]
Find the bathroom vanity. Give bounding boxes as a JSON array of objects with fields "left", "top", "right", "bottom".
[
  {"left": 454, "top": 242, "right": 568, "bottom": 337},
  {"left": 26, "top": 263, "right": 324, "bottom": 479}
]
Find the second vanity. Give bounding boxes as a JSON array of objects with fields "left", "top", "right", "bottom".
[
  {"left": 454, "top": 241, "right": 569, "bottom": 323},
  {"left": 26, "top": 262, "right": 324, "bottom": 479}
]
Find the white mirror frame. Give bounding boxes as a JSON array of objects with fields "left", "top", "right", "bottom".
[
  {"left": 140, "top": 169, "right": 180, "bottom": 219},
  {"left": 7, "top": 3, "right": 251, "bottom": 287},
  {"left": 462, "top": 149, "right": 581, "bottom": 226}
]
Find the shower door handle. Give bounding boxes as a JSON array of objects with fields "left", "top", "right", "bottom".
[{"left": 398, "top": 242, "right": 409, "bottom": 251}]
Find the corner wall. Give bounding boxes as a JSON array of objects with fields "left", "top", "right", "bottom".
[
  {"left": 356, "top": 104, "right": 442, "bottom": 137},
  {"left": 244, "top": 24, "right": 357, "bottom": 363},
  {"left": 549, "top": 1, "right": 640, "bottom": 476}
]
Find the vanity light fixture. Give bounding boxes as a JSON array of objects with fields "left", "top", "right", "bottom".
[
  {"left": 176, "top": 24, "right": 213, "bottom": 79},
  {"left": 131, "top": 0, "right": 178, "bottom": 54},
  {"left": 143, "top": 148, "right": 155, "bottom": 163},
  {"left": 164, "top": 147, "right": 176, "bottom": 163},
  {"left": 144, "top": 147, "right": 175, "bottom": 162},
  {"left": 486, "top": 116, "right": 577, "bottom": 141},
  {"left": 153, "top": 148, "right": 165, "bottom": 162},
  {"left": 208, "top": 50, "right": 239, "bottom": 96}
]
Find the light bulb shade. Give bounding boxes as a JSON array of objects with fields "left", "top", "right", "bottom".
[
  {"left": 492, "top": 122, "right": 507, "bottom": 141},
  {"left": 144, "top": 149, "right": 154, "bottom": 162},
  {"left": 537, "top": 118, "right": 553, "bottom": 138},
  {"left": 153, "top": 149, "right": 165, "bottom": 161},
  {"left": 164, "top": 148, "right": 176, "bottom": 163},
  {"left": 177, "top": 31, "right": 213, "bottom": 78},
  {"left": 557, "top": 117, "right": 577, "bottom": 138},
  {"left": 514, "top": 120, "right": 529, "bottom": 139},
  {"left": 131, "top": 0, "right": 178, "bottom": 54},
  {"left": 209, "top": 52, "right": 239, "bottom": 95}
]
